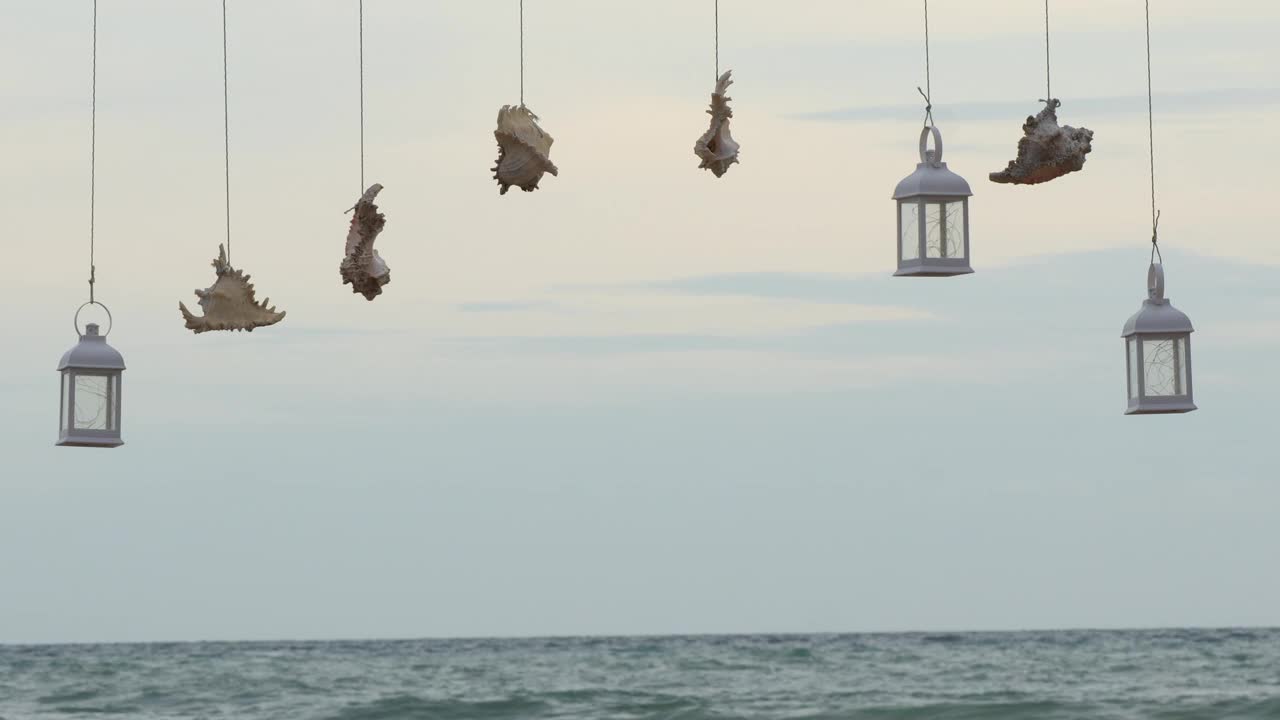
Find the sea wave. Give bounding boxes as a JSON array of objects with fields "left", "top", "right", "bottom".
[{"left": 2, "top": 630, "right": 1278, "bottom": 720}]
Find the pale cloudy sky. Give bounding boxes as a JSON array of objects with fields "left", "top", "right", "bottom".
[{"left": 1, "top": 0, "right": 1278, "bottom": 644}]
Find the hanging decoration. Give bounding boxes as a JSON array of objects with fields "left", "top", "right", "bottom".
[
  {"left": 893, "top": 0, "right": 973, "bottom": 277},
  {"left": 1122, "top": 0, "right": 1195, "bottom": 415},
  {"left": 59, "top": 0, "right": 125, "bottom": 449},
  {"left": 180, "top": 0, "right": 285, "bottom": 333},
  {"left": 990, "top": 0, "right": 1093, "bottom": 185},
  {"left": 341, "top": 1, "right": 390, "bottom": 301},
  {"left": 181, "top": 245, "right": 286, "bottom": 333},
  {"left": 694, "top": 1, "right": 739, "bottom": 177},
  {"left": 342, "top": 184, "right": 390, "bottom": 300},
  {"left": 492, "top": 0, "right": 558, "bottom": 194}
]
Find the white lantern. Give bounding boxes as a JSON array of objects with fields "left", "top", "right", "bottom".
[
  {"left": 893, "top": 125, "right": 973, "bottom": 277},
  {"left": 1122, "top": 264, "right": 1195, "bottom": 415},
  {"left": 57, "top": 313, "right": 125, "bottom": 448}
]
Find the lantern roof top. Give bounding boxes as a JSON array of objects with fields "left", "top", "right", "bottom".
[
  {"left": 893, "top": 158, "right": 973, "bottom": 199},
  {"left": 1122, "top": 298, "right": 1193, "bottom": 336},
  {"left": 1121, "top": 264, "right": 1194, "bottom": 337},
  {"left": 58, "top": 324, "right": 125, "bottom": 371},
  {"left": 893, "top": 125, "right": 973, "bottom": 200}
]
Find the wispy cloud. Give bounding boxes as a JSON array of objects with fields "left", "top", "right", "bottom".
[
  {"left": 445, "top": 250, "right": 1280, "bottom": 368},
  {"left": 794, "top": 88, "right": 1280, "bottom": 124},
  {"left": 456, "top": 301, "right": 562, "bottom": 313}
]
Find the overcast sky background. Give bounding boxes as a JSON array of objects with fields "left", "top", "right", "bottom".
[{"left": 1, "top": 0, "right": 1278, "bottom": 644}]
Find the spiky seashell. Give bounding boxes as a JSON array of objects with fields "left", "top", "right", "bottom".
[
  {"left": 340, "top": 183, "right": 390, "bottom": 301},
  {"left": 990, "top": 99, "right": 1093, "bottom": 185},
  {"left": 694, "top": 70, "right": 740, "bottom": 178},
  {"left": 493, "top": 104, "right": 558, "bottom": 194},
  {"left": 179, "top": 244, "right": 285, "bottom": 333}
]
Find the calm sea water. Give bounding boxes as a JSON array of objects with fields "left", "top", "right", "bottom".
[{"left": 1, "top": 629, "right": 1278, "bottom": 719}]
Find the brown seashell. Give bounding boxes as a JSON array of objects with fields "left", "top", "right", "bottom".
[
  {"left": 990, "top": 99, "right": 1093, "bottom": 185},
  {"left": 340, "top": 183, "right": 390, "bottom": 301},
  {"left": 694, "top": 70, "right": 740, "bottom": 178},
  {"left": 492, "top": 104, "right": 559, "bottom": 194},
  {"left": 179, "top": 244, "right": 286, "bottom": 333}
]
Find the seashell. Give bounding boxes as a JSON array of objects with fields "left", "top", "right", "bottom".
[
  {"left": 492, "top": 104, "right": 559, "bottom": 194},
  {"left": 694, "top": 70, "right": 740, "bottom": 177},
  {"left": 340, "top": 183, "right": 390, "bottom": 301},
  {"left": 990, "top": 99, "right": 1093, "bottom": 185},
  {"left": 179, "top": 244, "right": 286, "bottom": 333}
]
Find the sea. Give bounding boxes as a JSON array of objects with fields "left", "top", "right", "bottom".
[{"left": 1, "top": 629, "right": 1278, "bottom": 719}]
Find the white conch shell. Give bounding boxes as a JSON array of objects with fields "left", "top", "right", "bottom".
[
  {"left": 341, "top": 183, "right": 390, "bottom": 301},
  {"left": 493, "top": 104, "right": 559, "bottom": 194},
  {"left": 179, "top": 244, "right": 285, "bottom": 333},
  {"left": 694, "top": 70, "right": 740, "bottom": 177},
  {"left": 990, "top": 99, "right": 1094, "bottom": 185}
]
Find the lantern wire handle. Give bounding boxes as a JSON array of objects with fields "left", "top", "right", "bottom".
[
  {"left": 359, "top": 0, "right": 364, "bottom": 192},
  {"left": 1145, "top": 0, "right": 1161, "bottom": 262},
  {"left": 88, "top": 0, "right": 97, "bottom": 304},
  {"left": 918, "top": 0, "right": 933, "bottom": 128},
  {"left": 221, "top": 0, "right": 232, "bottom": 267}
]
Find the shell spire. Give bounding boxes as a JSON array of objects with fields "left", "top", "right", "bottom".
[
  {"left": 341, "top": 183, "right": 390, "bottom": 301},
  {"left": 492, "top": 104, "right": 559, "bottom": 194},
  {"left": 179, "top": 245, "right": 286, "bottom": 333},
  {"left": 694, "top": 70, "right": 740, "bottom": 177}
]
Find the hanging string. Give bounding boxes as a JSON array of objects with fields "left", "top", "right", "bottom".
[
  {"left": 359, "top": 0, "right": 364, "bottom": 191},
  {"left": 519, "top": 0, "right": 525, "bottom": 106},
  {"left": 1043, "top": 0, "right": 1052, "bottom": 102},
  {"left": 1145, "top": 0, "right": 1161, "bottom": 263},
  {"left": 88, "top": 0, "right": 97, "bottom": 304},
  {"left": 714, "top": 0, "right": 719, "bottom": 81},
  {"left": 918, "top": 0, "right": 933, "bottom": 128},
  {"left": 222, "top": 0, "right": 232, "bottom": 266}
]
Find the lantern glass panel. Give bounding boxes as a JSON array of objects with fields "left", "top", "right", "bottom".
[
  {"left": 1127, "top": 338, "right": 1139, "bottom": 399},
  {"left": 60, "top": 372, "right": 71, "bottom": 431},
  {"left": 110, "top": 375, "right": 120, "bottom": 431},
  {"left": 899, "top": 202, "right": 919, "bottom": 261},
  {"left": 1179, "top": 339, "right": 1189, "bottom": 394},
  {"left": 73, "top": 374, "right": 110, "bottom": 430},
  {"left": 944, "top": 200, "right": 966, "bottom": 258},
  {"left": 1141, "top": 337, "right": 1185, "bottom": 397},
  {"left": 925, "top": 203, "right": 943, "bottom": 257},
  {"left": 924, "top": 201, "right": 966, "bottom": 259}
]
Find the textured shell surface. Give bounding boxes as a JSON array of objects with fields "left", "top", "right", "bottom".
[
  {"left": 341, "top": 183, "right": 391, "bottom": 301},
  {"left": 179, "top": 244, "right": 286, "bottom": 333},
  {"left": 990, "top": 100, "right": 1094, "bottom": 185},
  {"left": 694, "top": 70, "right": 740, "bottom": 178},
  {"left": 493, "top": 104, "right": 559, "bottom": 194}
]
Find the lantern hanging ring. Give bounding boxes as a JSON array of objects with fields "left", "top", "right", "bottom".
[
  {"left": 918, "top": 124, "right": 944, "bottom": 166},
  {"left": 74, "top": 300, "right": 113, "bottom": 338},
  {"left": 1147, "top": 262, "right": 1165, "bottom": 301}
]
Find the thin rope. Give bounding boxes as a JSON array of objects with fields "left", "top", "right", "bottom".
[
  {"left": 1044, "top": 0, "right": 1052, "bottom": 102},
  {"left": 359, "top": 0, "right": 364, "bottom": 191},
  {"left": 88, "top": 0, "right": 97, "bottom": 303},
  {"left": 222, "top": 0, "right": 231, "bottom": 266},
  {"left": 919, "top": 0, "right": 933, "bottom": 127},
  {"left": 1145, "top": 0, "right": 1161, "bottom": 263},
  {"left": 519, "top": 0, "right": 524, "bottom": 106},
  {"left": 714, "top": 0, "right": 719, "bottom": 80}
]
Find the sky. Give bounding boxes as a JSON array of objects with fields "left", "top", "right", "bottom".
[{"left": 1, "top": 0, "right": 1278, "bottom": 644}]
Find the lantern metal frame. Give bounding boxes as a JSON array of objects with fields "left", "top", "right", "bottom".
[
  {"left": 1121, "top": 264, "right": 1195, "bottom": 415},
  {"left": 893, "top": 125, "right": 973, "bottom": 277},
  {"left": 57, "top": 302, "right": 125, "bottom": 448}
]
